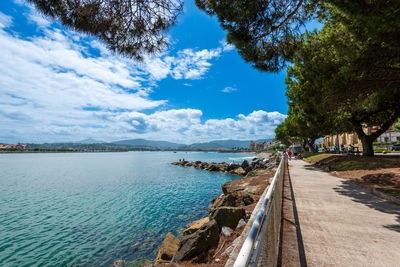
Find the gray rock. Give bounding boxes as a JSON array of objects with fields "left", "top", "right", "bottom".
[
  {"left": 222, "top": 236, "right": 241, "bottom": 256},
  {"left": 241, "top": 160, "right": 249, "bottom": 169},
  {"left": 236, "top": 218, "right": 246, "bottom": 228},
  {"left": 211, "top": 207, "right": 246, "bottom": 230},
  {"left": 172, "top": 219, "right": 220, "bottom": 262},
  {"left": 221, "top": 226, "right": 233, "bottom": 237}
]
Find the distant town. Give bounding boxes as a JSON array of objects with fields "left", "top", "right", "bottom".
[{"left": 0, "top": 139, "right": 282, "bottom": 153}]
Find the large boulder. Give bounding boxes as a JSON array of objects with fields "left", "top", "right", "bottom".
[
  {"left": 232, "top": 167, "right": 246, "bottom": 176},
  {"left": 211, "top": 207, "right": 246, "bottom": 230},
  {"left": 209, "top": 192, "right": 254, "bottom": 214},
  {"left": 206, "top": 164, "right": 220, "bottom": 172},
  {"left": 173, "top": 219, "right": 220, "bottom": 262},
  {"left": 241, "top": 160, "right": 250, "bottom": 169},
  {"left": 183, "top": 217, "right": 210, "bottom": 236},
  {"left": 154, "top": 232, "right": 180, "bottom": 265}
]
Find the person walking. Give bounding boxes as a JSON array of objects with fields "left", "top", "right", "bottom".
[{"left": 288, "top": 150, "right": 292, "bottom": 160}]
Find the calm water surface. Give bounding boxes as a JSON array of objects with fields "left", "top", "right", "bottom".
[{"left": 0, "top": 151, "right": 252, "bottom": 266}]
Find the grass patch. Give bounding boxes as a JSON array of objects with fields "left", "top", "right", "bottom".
[
  {"left": 377, "top": 188, "right": 400, "bottom": 198},
  {"left": 304, "top": 153, "right": 334, "bottom": 163},
  {"left": 308, "top": 155, "right": 400, "bottom": 171}
]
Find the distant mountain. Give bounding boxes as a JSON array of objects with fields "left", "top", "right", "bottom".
[
  {"left": 112, "top": 139, "right": 185, "bottom": 148},
  {"left": 76, "top": 138, "right": 104, "bottom": 144},
  {"left": 185, "top": 139, "right": 272, "bottom": 149}
]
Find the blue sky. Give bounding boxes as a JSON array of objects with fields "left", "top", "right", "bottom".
[{"left": 0, "top": 0, "right": 289, "bottom": 144}]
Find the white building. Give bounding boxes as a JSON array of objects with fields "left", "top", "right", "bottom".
[{"left": 376, "top": 129, "right": 400, "bottom": 143}]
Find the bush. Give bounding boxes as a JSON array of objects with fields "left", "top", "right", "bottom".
[
  {"left": 374, "top": 148, "right": 389, "bottom": 153},
  {"left": 271, "top": 151, "right": 276, "bottom": 156}
]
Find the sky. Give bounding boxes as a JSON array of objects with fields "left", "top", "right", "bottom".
[{"left": 0, "top": 0, "right": 290, "bottom": 144}]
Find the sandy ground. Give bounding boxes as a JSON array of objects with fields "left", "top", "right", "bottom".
[{"left": 288, "top": 160, "right": 400, "bottom": 267}]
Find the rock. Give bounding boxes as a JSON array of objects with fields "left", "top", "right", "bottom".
[
  {"left": 244, "top": 185, "right": 259, "bottom": 194},
  {"left": 221, "top": 226, "right": 233, "bottom": 237},
  {"left": 209, "top": 194, "right": 225, "bottom": 214},
  {"left": 110, "top": 260, "right": 125, "bottom": 267},
  {"left": 139, "top": 260, "right": 153, "bottom": 267},
  {"left": 211, "top": 207, "right": 246, "bottom": 230},
  {"left": 232, "top": 167, "right": 246, "bottom": 176},
  {"left": 209, "top": 192, "right": 254, "bottom": 214},
  {"left": 241, "top": 160, "right": 250, "bottom": 169},
  {"left": 223, "top": 236, "right": 241, "bottom": 256},
  {"left": 154, "top": 233, "right": 180, "bottom": 265},
  {"left": 206, "top": 164, "right": 220, "bottom": 172},
  {"left": 183, "top": 217, "right": 210, "bottom": 236},
  {"left": 173, "top": 219, "right": 220, "bottom": 262},
  {"left": 236, "top": 218, "right": 246, "bottom": 228}
]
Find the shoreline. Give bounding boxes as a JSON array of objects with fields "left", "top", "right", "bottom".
[{"left": 146, "top": 155, "right": 279, "bottom": 266}]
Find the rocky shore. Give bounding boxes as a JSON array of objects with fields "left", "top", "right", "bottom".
[
  {"left": 110, "top": 155, "right": 279, "bottom": 267},
  {"left": 171, "top": 156, "right": 278, "bottom": 177}
]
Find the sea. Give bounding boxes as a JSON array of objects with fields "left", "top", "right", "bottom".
[{"left": 0, "top": 151, "right": 253, "bottom": 267}]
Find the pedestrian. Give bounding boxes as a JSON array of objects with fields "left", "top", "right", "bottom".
[{"left": 288, "top": 150, "right": 292, "bottom": 160}]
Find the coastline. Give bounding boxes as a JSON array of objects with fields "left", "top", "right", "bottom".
[{"left": 145, "top": 155, "right": 278, "bottom": 266}]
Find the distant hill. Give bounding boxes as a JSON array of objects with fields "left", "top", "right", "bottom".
[
  {"left": 76, "top": 138, "right": 104, "bottom": 144},
  {"left": 185, "top": 139, "right": 272, "bottom": 149},
  {"left": 112, "top": 139, "right": 185, "bottom": 148}
]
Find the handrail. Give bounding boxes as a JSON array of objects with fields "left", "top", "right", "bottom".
[{"left": 233, "top": 155, "right": 285, "bottom": 267}]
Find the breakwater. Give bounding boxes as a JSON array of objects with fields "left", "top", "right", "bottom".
[{"left": 139, "top": 156, "right": 279, "bottom": 266}]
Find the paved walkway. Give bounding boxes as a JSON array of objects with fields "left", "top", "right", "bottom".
[{"left": 289, "top": 160, "right": 400, "bottom": 267}]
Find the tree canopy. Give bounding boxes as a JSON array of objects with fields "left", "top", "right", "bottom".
[
  {"left": 279, "top": 15, "right": 400, "bottom": 155},
  {"left": 28, "top": 0, "right": 183, "bottom": 60},
  {"left": 196, "top": 0, "right": 400, "bottom": 72}
]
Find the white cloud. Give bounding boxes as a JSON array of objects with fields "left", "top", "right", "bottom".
[
  {"left": 27, "top": 9, "right": 51, "bottom": 28},
  {"left": 0, "top": 8, "right": 286, "bottom": 144},
  {"left": 221, "top": 86, "right": 237, "bottom": 93},
  {"left": 220, "top": 40, "right": 235, "bottom": 52},
  {"left": 0, "top": 12, "right": 12, "bottom": 28},
  {"left": 143, "top": 47, "right": 222, "bottom": 81}
]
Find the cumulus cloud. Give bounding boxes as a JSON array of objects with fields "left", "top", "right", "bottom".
[
  {"left": 0, "top": 7, "right": 286, "bottom": 144},
  {"left": 221, "top": 86, "right": 238, "bottom": 93},
  {"left": 143, "top": 47, "right": 222, "bottom": 80}
]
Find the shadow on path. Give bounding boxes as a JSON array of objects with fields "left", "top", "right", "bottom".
[{"left": 333, "top": 180, "right": 400, "bottom": 233}]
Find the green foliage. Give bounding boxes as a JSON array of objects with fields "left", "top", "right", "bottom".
[
  {"left": 195, "top": 0, "right": 317, "bottom": 72},
  {"left": 374, "top": 148, "right": 388, "bottom": 153},
  {"left": 271, "top": 151, "right": 276, "bottom": 156},
  {"left": 29, "top": 0, "right": 183, "bottom": 60},
  {"left": 377, "top": 188, "right": 400, "bottom": 199},
  {"left": 392, "top": 118, "right": 400, "bottom": 132}
]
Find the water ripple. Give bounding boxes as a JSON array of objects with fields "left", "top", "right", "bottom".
[{"left": 0, "top": 151, "right": 245, "bottom": 266}]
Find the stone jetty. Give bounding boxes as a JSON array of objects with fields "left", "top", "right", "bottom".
[{"left": 171, "top": 156, "right": 278, "bottom": 176}]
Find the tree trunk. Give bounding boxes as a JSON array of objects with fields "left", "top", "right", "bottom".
[
  {"left": 302, "top": 139, "right": 307, "bottom": 151},
  {"left": 307, "top": 138, "right": 317, "bottom": 153},
  {"left": 359, "top": 135, "right": 374, "bottom": 156}
]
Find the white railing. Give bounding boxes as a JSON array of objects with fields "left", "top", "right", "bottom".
[{"left": 233, "top": 155, "right": 285, "bottom": 267}]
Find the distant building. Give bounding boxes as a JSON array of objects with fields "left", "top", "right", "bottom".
[
  {"left": 4, "top": 144, "right": 27, "bottom": 149},
  {"left": 249, "top": 141, "right": 269, "bottom": 151},
  {"left": 323, "top": 124, "right": 400, "bottom": 147},
  {"left": 375, "top": 128, "right": 400, "bottom": 143},
  {"left": 249, "top": 141, "right": 255, "bottom": 151}
]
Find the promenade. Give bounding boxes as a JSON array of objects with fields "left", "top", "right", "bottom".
[{"left": 285, "top": 160, "right": 400, "bottom": 267}]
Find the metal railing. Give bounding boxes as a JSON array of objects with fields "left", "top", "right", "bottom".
[{"left": 233, "top": 155, "right": 285, "bottom": 267}]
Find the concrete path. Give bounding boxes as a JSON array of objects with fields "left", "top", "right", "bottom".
[{"left": 289, "top": 160, "right": 400, "bottom": 267}]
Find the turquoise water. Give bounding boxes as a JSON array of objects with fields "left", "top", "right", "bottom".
[{"left": 0, "top": 151, "right": 252, "bottom": 267}]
